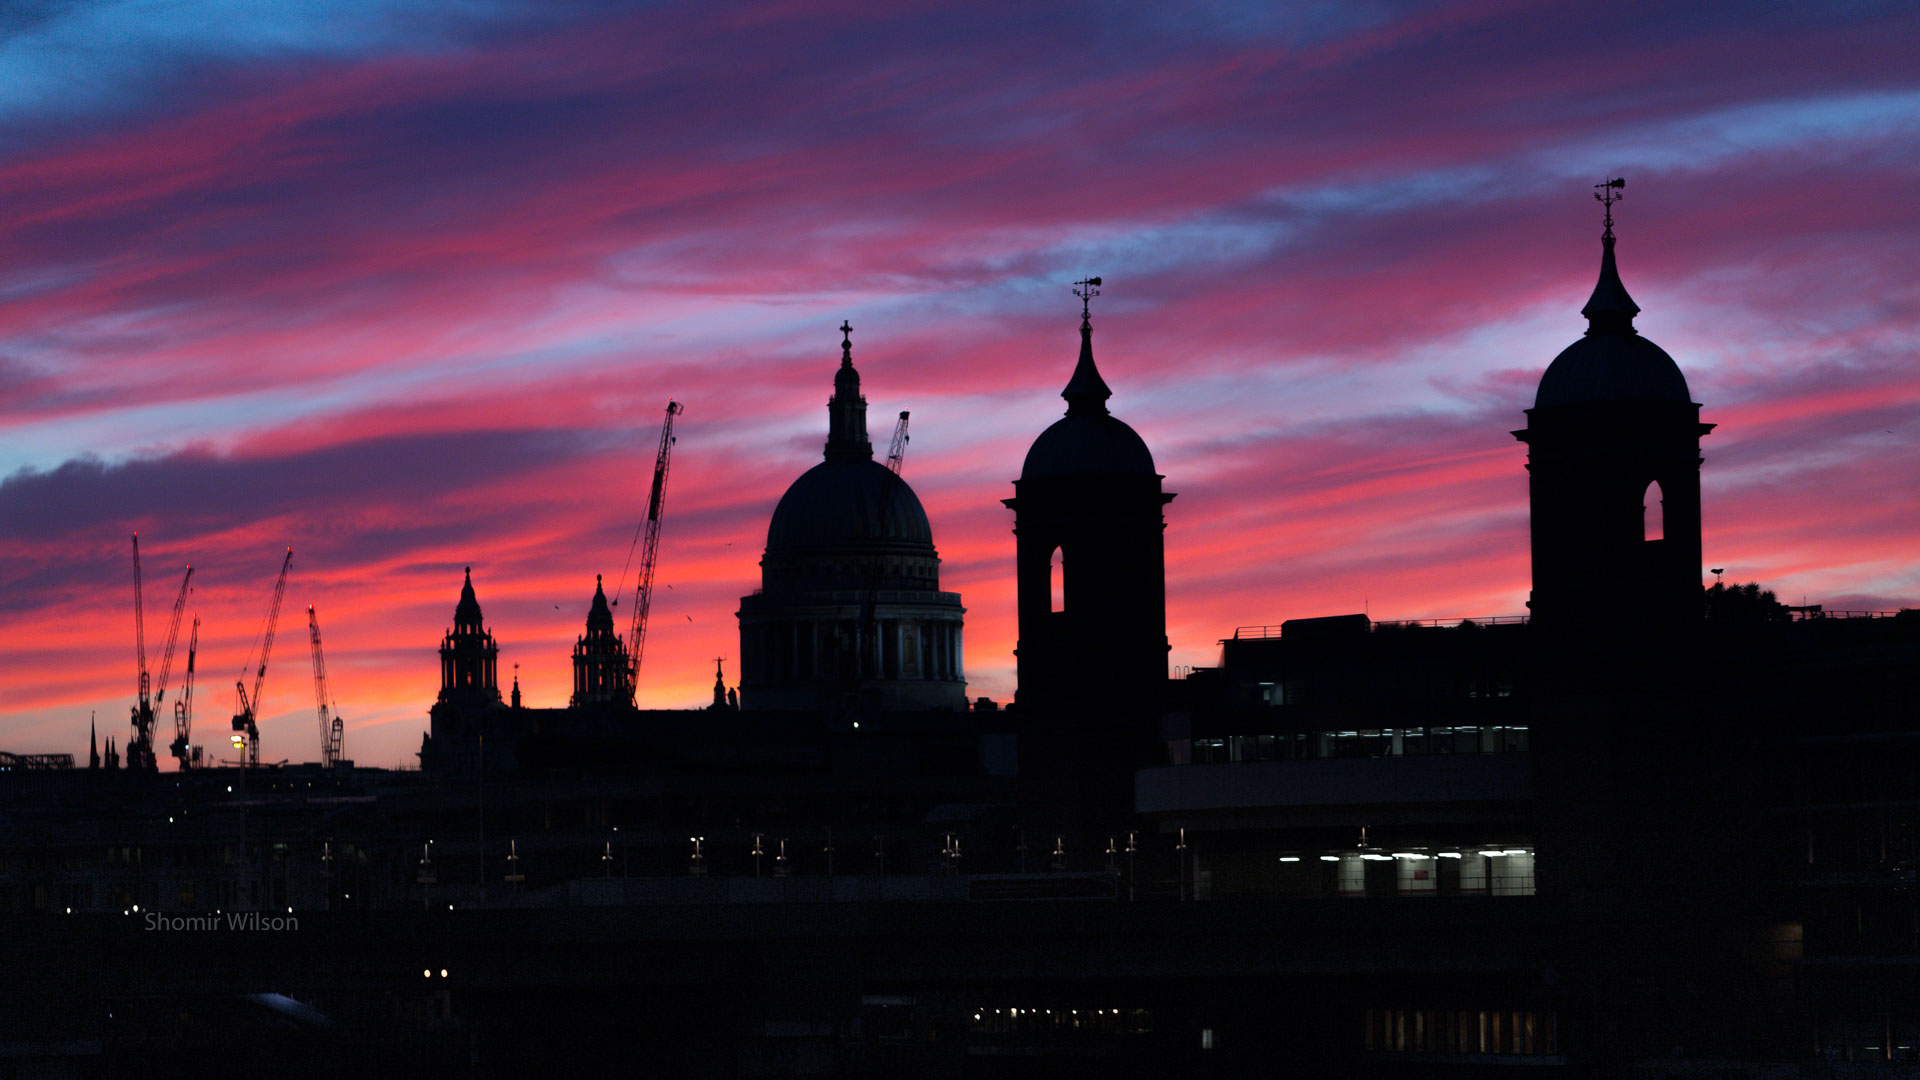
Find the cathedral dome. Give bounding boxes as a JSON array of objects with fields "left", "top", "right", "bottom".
[
  {"left": 737, "top": 323, "right": 966, "bottom": 714},
  {"left": 766, "top": 459, "right": 933, "bottom": 551},
  {"left": 1535, "top": 228, "right": 1692, "bottom": 409}
]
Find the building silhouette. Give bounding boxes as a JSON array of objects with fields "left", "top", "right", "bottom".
[
  {"left": 569, "top": 576, "right": 630, "bottom": 706},
  {"left": 736, "top": 326, "right": 966, "bottom": 713},
  {"left": 1517, "top": 209, "right": 1711, "bottom": 633},
  {"left": 437, "top": 567, "right": 502, "bottom": 710},
  {"left": 4, "top": 191, "right": 1918, "bottom": 1076},
  {"left": 1005, "top": 295, "right": 1173, "bottom": 717}
]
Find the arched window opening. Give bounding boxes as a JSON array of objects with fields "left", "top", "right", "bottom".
[
  {"left": 1049, "top": 547, "right": 1065, "bottom": 613},
  {"left": 1644, "top": 480, "right": 1665, "bottom": 542}
]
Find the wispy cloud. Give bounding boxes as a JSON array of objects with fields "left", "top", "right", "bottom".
[{"left": 1, "top": 1, "right": 1916, "bottom": 765}]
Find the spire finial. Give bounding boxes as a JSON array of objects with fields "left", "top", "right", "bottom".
[
  {"left": 1582, "top": 179, "right": 1639, "bottom": 334},
  {"left": 1073, "top": 276, "right": 1102, "bottom": 323},
  {"left": 825, "top": 320, "right": 872, "bottom": 461},
  {"left": 1594, "top": 176, "right": 1625, "bottom": 239},
  {"left": 1062, "top": 277, "right": 1112, "bottom": 416}
]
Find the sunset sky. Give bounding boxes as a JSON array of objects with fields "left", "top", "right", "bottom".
[{"left": 1, "top": 2, "right": 1916, "bottom": 768}]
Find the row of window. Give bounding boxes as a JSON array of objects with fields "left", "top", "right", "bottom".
[
  {"left": 967, "top": 1007, "right": 1151, "bottom": 1036},
  {"left": 8, "top": 877, "right": 250, "bottom": 913},
  {"left": 0, "top": 844, "right": 239, "bottom": 872},
  {"left": 1185, "top": 725, "right": 1528, "bottom": 764},
  {"left": 1276, "top": 849, "right": 1535, "bottom": 899},
  {"left": 1364, "top": 1008, "right": 1557, "bottom": 1056},
  {"left": 1254, "top": 677, "right": 1516, "bottom": 707}
]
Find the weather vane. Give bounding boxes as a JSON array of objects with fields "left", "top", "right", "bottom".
[
  {"left": 1594, "top": 177, "right": 1625, "bottom": 237},
  {"left": 1073, "top": 276, "right": 1102, "bottom": 320}
]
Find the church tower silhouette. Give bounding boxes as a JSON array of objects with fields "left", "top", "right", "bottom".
[
  {"left": 1515, "top": 185, "right": 1712, "bottom": 633},
  {"left": 1006, "top": 281, "right": 1173, "bottom": 714},
  {"left": 571, "top": 575, "right": 632, "bottom": 706},
  {"left": 438, "top": 567, "right": 502, "bottom": 707}
]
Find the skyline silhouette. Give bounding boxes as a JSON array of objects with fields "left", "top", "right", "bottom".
[{"left": 2, "top": 3, "right": 1918, "bottom": 767}]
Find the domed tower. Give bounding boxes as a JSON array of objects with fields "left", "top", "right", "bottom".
[
  {"left": 1514, "top": 182, "right": 1712, "bottom": 633},
  {"left": 571, "top": 575, "right": 632, "bottom": 706},
  {"left": 438, "top": 567, "right": 502, "bottom": 709},
  {"left": 736, "top": 324, "right": 966, "bottom": 713},
  {"left": 1005, "top": 280, "right": 1173, "bottom": 715}
]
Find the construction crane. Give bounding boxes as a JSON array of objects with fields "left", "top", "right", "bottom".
[
  {"left": 169, "top": 617, "right": 199, "bottom": 770},
  {"left": 129, "top": 534, "right": 192, "bottom": 772},
  {"left": 308, "top": 606, "right": 345, "bottom": 768},
  {"left": 884, "top": 410, "right": 910, "bottom": 475},
  {"left": 623, "top": 400, "right": 682, "bottom": 703},
  {"left": 231, "top": 549, "right": 292, "bottom": 768}
]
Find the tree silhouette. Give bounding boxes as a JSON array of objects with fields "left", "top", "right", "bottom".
[{"left": 1704, "top": 581, "right": 1788, "bottom": 624}]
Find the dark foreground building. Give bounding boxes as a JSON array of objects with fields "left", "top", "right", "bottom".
[{"left": 3, "top": 207, "right": 1917, "bottom": 1077}]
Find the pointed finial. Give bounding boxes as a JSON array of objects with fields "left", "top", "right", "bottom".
[
  {"left": 1582, "top": 178, "right": 1639, "bottom": 334},
  {"left": 1594, "top": 177, "right": 1625, "bottom": 239},
  {"left": 1063, "top": 277, "right": 1112, "bottom": 415},
  {"left": 825, "top": 319, "right": 872, "bottom": 460},
  {"left": 1073, "top": 276, "right": 1102, "bottom": 323}
]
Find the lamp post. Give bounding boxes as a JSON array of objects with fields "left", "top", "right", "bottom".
[
  {"left": 505, "top": 839, "right": 524, "bottom": 891},
  {"left": 1125, "top": 832, "right": 1137, "bottom": 901},
  {"left": 1176, "top": 828, "right": 1189, "bottom": 902},
  {"left": 417, "top": 841, "right": 435, "bottom": 912}
]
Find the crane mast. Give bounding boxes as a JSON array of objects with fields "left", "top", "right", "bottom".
[
  {"left": 231, "top": 549, "right": 292, "bottom": 768},
  {"left": 885, "top": 410, "right": 910, "bottom": 475},
  {"left": 170, "top": 617, "right": 199, "bottom": 770},
  {"left": 129, "top": 534, "right": 192, "bottom": 771},
  {"left": 132, "top": 534, "right": 146, "bottom": 722},
  {"left": 308, "top": 606, "right": 345, "bottom": 768},
  {"left": 626, "top": 400, "right": 682, "bottom": 703}
]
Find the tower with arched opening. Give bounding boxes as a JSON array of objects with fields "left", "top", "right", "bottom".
[
  {"left": 1005, "top": 286, "right": 1173, "bottom": 715},
  {"left": 1514, "top": 194, "right": 1712, "bottom": 633}
]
